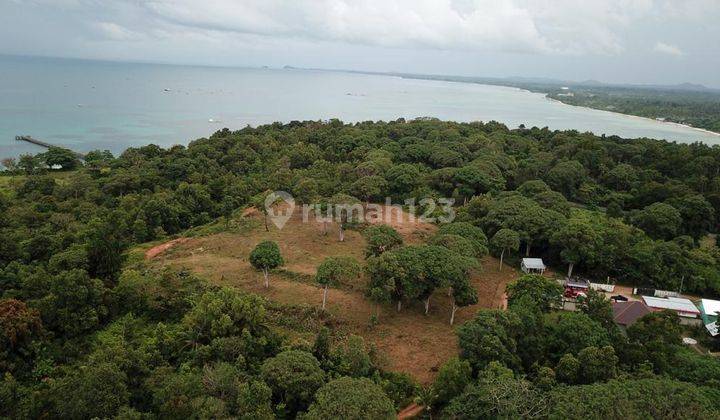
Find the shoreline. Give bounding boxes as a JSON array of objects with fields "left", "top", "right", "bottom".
[
  {"left": 543, "top": 95, "right": 720, "bottom": 138},
  {"left": 389, "top": 72, "right": 720, "bottom": 138}
]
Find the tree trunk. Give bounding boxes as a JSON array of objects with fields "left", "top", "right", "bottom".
[
  {"left": 397, "top": 300, "right": 402, "bottom": 312},
  {"left": 263, "top": 268, "right": 269, "bottom": 288},
  {"left": 322, "top": 285, "right": 328, "bottom": 310},
  {"left": 424, "top": 297, "right": 431, "bottom": 315},
  {"left": 499, "top": 249, "right": 505, "bottom": 271},
  {"left": 450, "top": 303, "right": 458, "bottom": 326},
  {"left": 525, "top": 242, "right": 531, "bottom": 256},
  {"left": 567, "top": 263, "right": 574, "bottom": 278}
]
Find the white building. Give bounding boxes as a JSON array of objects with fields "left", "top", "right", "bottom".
[
  {"left": 641, "top": 296, "right": 700, "bottom": 318},
  {"left": 521, "top": 258, "right": 546, "bottom": 274}
]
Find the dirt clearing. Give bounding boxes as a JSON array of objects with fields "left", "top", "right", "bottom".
[{"left": 146, "top": 207, "right": 522, "bottom": 383}]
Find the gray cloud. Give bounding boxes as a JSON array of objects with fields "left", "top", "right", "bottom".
[
  {"left": 653, "top": 42, "right": 683, "bottom": 56},
  {"left": 1, "top": 0, "right": 719, "bottom": 86}
]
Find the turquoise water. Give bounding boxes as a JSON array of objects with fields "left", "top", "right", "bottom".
[{"left": 2, "top": 55, "right": 719, "bottom": 159}]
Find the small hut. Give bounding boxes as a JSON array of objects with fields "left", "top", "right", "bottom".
[{"left": 521, "top": 258, "right": 546, "bottom": 274}]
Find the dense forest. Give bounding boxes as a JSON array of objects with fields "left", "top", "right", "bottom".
[{"left": 2, "top": 119, "right": 720, "bottom": 418}]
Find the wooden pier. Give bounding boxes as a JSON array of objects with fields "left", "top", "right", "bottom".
[{"left": 15, "top": 135, "right": 85, "bottom": 158}]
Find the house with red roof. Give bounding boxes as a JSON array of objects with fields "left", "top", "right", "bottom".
[{"left": 612, "top": 300, "right": 652, "bottom": 328}]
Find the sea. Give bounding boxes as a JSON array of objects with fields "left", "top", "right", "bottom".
[{"left": 1, "top": 54, "right": 719, "bottom": 161}]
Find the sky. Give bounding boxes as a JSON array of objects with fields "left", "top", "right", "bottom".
[{"left": 2, "top": 0, "right": 720, "bottom": 87}]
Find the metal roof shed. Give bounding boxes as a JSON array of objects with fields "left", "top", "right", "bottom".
[
  {"left": 641, "top": 296, "right": 700, "bottom": 318},
  {"left": 698, "top": 299, "right": 720, "bottom": 335},
  {"left": 521, "top": 258, "right": 546, "bottom": 274}
]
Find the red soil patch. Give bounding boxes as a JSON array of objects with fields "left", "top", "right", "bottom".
[
  {"left": 145, "top": 238, "right": 189, "bottom": 260},
  {"left": 398, "top": 403, "right": 424, "bottom": 419}
]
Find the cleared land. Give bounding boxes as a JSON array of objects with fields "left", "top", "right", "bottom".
[{"left": 146, "top": 207, "right": 522, "bottom": 383}]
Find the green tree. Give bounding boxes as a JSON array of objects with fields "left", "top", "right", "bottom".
[
  {"left": 49, "top": 363, "right": 129, "bottom": 419},
  {"left": 453, "top": 162, "right": 505, "bottom": 200},
  {"left": 362, "top": 224, "right": 403, "bottom": 257},
  {"left": 555, "top": 353, "right": 580, "bottom": 384},
  {"left": 437, "top": 222, "right": 489, "bottom": 257},
  {"left": 517, "top": 180, "right": 551, "bottom": 197},
  {"left": 546, "top": 312, "right": 611, "bottom": 361},
  {"left": 551, "top": 217, "right": 601, "bottom": 277},
  {"left": 432, "top": 357, "right": 472, "bottom": 407},
  {"left": 85, "top": 216, "right": 126, "bottom": 283},
  {"left": 631, "top": 202, "right": 682, "bottom": 240},
  {"left": 365, "top": 247, "right": 419, "bottom": 312},
  {"left": 251, "top": 190, "right": 275, "bottom": 232},
  {"left": 450, "top": 280, "right": 478, "bottom": 325},
  {"left": 668, "top": 194, "right": 715, "bottom": 238},
  {"left": 457, "top": 310, "right": 522, "bottom": 371},
  {"left": 304, "top": 377, "right": 395, "bottom": 420},
  {"left": 293, "top": 177, "right": 319, "bottom": 205},
  {"left": 315, "top": 256, "right": 360, "bottom": 309},
  {"left": 443, "top": 362, "right": 548, "bottom": 419},
  {"left": 483, "top": 195, "right": 565, "bottom": 256},
  {"left": 17, "top": 154, "right": 41, "bottom": 174},
  {"left": 546, "top": 160, "right": 587, "bottom": 198},
  {"left": 32, "top": 269, "right": 108, "bottom": 337},
  {"left": 505, "top": 274, "right": 563, "bottom": 312},
  {"left": 236, "top": 380, "right": 274, "bottom": 420},
  {"left": 250, "top": 241, "right": 284, "bottom": 288},
  {"left": 41, "top": 146, "right": 80, "bottom": 170},
  {"left": 351, "top": 176, "right": 388, "bottom": 203},
  {"left": 429, "top": 234, "right": 476, "bottom": 258},
  {"left": 626, "top": 311, "right": 682, "bottom": 372},
  {"left": 548, "top": 378, "right": 718, "bottom": 418},
  {"left": 312, "top": 327, "right": 331, "bottom": 362},
  {"left": 577, "top": 345, "right": 618, "bottom": 384},
  {"left": 385, "top": 163, "right": 422, "bottom": 197},
  {"left": 490, "top": 228, "right": 520, "bottom": 271},
  {"left": 331, "top": 334, "right": 373, "bottom": 378},
  {"left": 579, "top": 289, "right": 617, "bottom": 333},
  {"left": 181, "top": 288, "right": 272, "bottom": 355},
  {"left": 83, "top": 149, "right": 114, "bottom": 169},
  {"left": 329, "top": 193, "right": 362, "bottom": 242},
  {"left": 260, "top": 350, "right": 325, "bottom": 415},
  {"left": 418, "top": 245, "right": 477, "bottom": 316}
]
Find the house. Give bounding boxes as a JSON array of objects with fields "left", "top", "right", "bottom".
[
  {"left": 641, "top": 296, "right": 701, "bottom": 325},
  {"left": 521, "top": 258, "right": 546, "bottom": 274},
  {"left": 612, "top": 301, "right": 651, "bottom": 327},
  {"left": 698, "top": 298, "right": 720, "bottom": 336}
]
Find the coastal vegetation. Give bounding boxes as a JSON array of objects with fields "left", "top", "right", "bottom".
[
  {"left": 546, "top": 85, "right": 720, "bottom": 134},
  {"left": 386, "top": 71, "right": 720, "bottom": 133},
  {"left": 2, "top": 118, "right": 720, "bottom": 417}
]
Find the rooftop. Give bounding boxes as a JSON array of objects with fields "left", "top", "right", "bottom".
[
  {"left": 521, "top": 258, "right": 545, "bottom": 269},
  {"left": 700, "top": 299, "right": 720, "bottom": 317},
  {"left": 641, "top": 296, "right": 700, "bottom": 314},
  {"left": 612, "top": 301, "right": 652, "bottom": 326}
]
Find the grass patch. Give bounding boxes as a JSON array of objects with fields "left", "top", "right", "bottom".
[{"left": 144, "top": 208, "right": 524, "bottom": 384}]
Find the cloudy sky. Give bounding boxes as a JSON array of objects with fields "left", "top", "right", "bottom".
[{"left": 2, "top": 0, "right": 719, "bottom": 87}]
